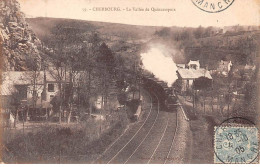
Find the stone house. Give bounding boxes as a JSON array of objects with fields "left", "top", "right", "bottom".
[
  {"left": 188, "top": 60, "right": 200, "bottom": 70},
  {"left": 217, "top": 60, "right": 232, "bottom": 76},
  {"left": 1, "top": 70, "right": 113, "bottom": 121},
  {"left": 1, "top": 71, "right": 72, "bottom": 120}
]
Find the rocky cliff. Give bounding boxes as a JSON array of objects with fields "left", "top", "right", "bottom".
[{"left": 0, "top": 0, "right": 41, "bottom": 71}]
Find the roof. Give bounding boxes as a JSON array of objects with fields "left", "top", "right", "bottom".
[
  {"left": 1, "top": 71, "right": 39, "bottom": 96},
  {"left": 1, "top": 84, "right": 17, "bottom": 96},
  {"left": 177, "top": 68, "right": 212, "bottom": 79},
  {"left": 188, "top": 60, "right": 200, "bottom": 65}
]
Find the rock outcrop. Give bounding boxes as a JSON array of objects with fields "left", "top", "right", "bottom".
[{"left": 0, "top": 0, "right": 41, "bottom": 71}]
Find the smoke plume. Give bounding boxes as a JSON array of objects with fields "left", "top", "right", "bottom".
[{"left": 141, "top": 46, "right": 178, "bottom": 87}]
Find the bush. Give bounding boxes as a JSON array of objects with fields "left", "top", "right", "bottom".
[{"left": 3, "top": 110, "right": 129, "bottom": 163}]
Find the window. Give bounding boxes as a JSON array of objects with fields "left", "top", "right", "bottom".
[{"left": 48, "top": 84, "right": 54, "bottom": 92}]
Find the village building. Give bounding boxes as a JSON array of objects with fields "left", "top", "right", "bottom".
[
  {"left": 175, "top": 60, "right": 212, "bottom": 93},
  {"left": 1, "top": 70, "right": 73, "bottom": 122},
  {"left": 244, "top": 64, "right": 256, "bottom": 71},
  {"left": 1, "top": 69, "right": 121, "bottom": 123},
  {"left": 217, "top": 60, "right": 232, "bottom": 76},
  {"left": 176, "top": 68, "right": 212, "bottom": 93},
  {"left": 188, "top": 60, "right": 200, "bottom": 70}
]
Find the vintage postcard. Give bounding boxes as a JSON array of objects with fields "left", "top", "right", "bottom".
[{"left": 0, "top": 0, "right": 259, "bottom": 164}]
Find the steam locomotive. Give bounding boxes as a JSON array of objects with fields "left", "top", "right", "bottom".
[{"left": 142, "top": 75, "right": 178, "bottom": 111}]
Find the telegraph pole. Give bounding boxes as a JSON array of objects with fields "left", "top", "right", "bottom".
[{"left": 193, "top": 88, "right": 195, "bottom": 113}]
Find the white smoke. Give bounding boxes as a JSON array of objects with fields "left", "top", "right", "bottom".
[{"left": 141, "top": 47, "right": 178, "bottom": 87}]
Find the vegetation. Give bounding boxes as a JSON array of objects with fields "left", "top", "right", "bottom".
[
  {"left": 2, "top": 17, "right": 148, "bottom": 163},
  {"left": 3, "top": 17, "right": 259, "bottom": 163},
  {"left": 3, "top": 109, "right": 129, "bottom": 163},
  {"left": 39, "top": 23, "right": 143, "bottom": 123}
]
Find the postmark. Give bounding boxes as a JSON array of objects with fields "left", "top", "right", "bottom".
[
  {"left": 214, "top": 117, "right": 259, "bottom": 164},
  {"left": 191, "top": 0, "right": 235, "bottom": 13}
]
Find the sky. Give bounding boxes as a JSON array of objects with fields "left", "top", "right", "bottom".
[{"left": 17, "top": 0, "right": 260, "bottom": 27}]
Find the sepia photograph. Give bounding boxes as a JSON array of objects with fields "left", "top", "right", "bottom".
[{"left": 0, "top": 0, "right": 259, "bottom": 164}]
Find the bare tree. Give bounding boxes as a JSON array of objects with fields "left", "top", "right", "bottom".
[{"left": 25, "top": 55, "right": 42, "bottom": 121}]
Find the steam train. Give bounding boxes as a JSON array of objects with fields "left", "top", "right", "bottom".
[{"left": 142, "top": 75, "right": 178, "bottom": 111}]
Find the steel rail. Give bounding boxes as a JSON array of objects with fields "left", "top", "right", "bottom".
[
  {"left": 164, "top": 111, "right": 178, "bottom": 164},
  {"left": 92, "top": 90, "right": 153, "bottom": 163},
  {"left": 123, "top": 93, "right": 160, "bottom": 164},
  {"left": 106, "top": 91, "right": 158, "bottom": 164},
  {"left": 147, "top": 112, "right": 170, "bottom": 164}
]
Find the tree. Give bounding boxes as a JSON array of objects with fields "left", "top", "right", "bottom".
[
  {"left": 76, "top": 33, "right": 101, "bottom": 116},
  {"left": 193, "top": 77, "right": 212, "bottom": 90},
  {"left": 204, "top": 26, "right": 214, "bottom": 37},
  {"left": 96, "top": 42, "right": 115, "bottom": 110},
  {"left": 25, "top": 54, "right": 42, "bottom": 121},
  {"left": 193, "top": 26, "right": 204, "bottom": 38},
  {"left": 193, "top": 76, "right": 212, "bottom": 114},
  {"left": 154, "top": 28, "right": 171, "bottom": 38},
  {"left": 43, "top": 26, "right": 78, "bottom": 123}
]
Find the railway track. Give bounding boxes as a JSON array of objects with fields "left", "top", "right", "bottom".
[
  {"left": 93, "top": 90, "right": 156, "bottom": 163},
  {"left": 150, "top": 112, "right": 178, "bottom": 164},
  {"left": 93, "top": 90, "right": 178, "bottom": 164}
]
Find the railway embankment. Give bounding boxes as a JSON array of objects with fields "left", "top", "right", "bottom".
[
  {"left": 165, "top": 105, "right": 191, "bottom": 163},
  {"left": 176, "top": 95, "right": 219, "bottom": 163}
]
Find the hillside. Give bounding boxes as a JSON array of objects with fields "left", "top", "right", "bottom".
[
  {"left": 152, "top": 26, "right": 260, "bottom": 67},
  {"left": 26, "top": 17, "right": 166, "bottom": 71},
  {"left": 26, "top": 17, "right": 260, "bottom": 69},
  {"left": 26, "top": 17, "right": 162, "bottom": 43},
  {"left": 183, "top": 30, "right": 260, "bottom": 68}
]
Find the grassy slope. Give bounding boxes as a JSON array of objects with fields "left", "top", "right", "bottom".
[{"left": 26, "top": 17, "right": 162, "bottom": 43}]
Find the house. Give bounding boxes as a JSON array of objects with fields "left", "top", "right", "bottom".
[
  {"left": 1, "top": 69, "right": 110, "bottom": 122},
  {"left": 176, "top": 68, "right": 212, "bottom": 93},
  {"left": 1, "top": 71, "right": 50, "bottom": 121},
  {"left": 188, "top": 60, "right": 200, "bottom": 70},
  {"left": 176, "top": 64, "right": 186, "bottom": 69},
  {"left": 1, "top": 70, "right": 78, "bottom": 121},
  {"left": 217, "top": 60, "right": 232, "bottom": 76},
  {"left": 244, "top": 64, "right": 256, "bottom": 71}
]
